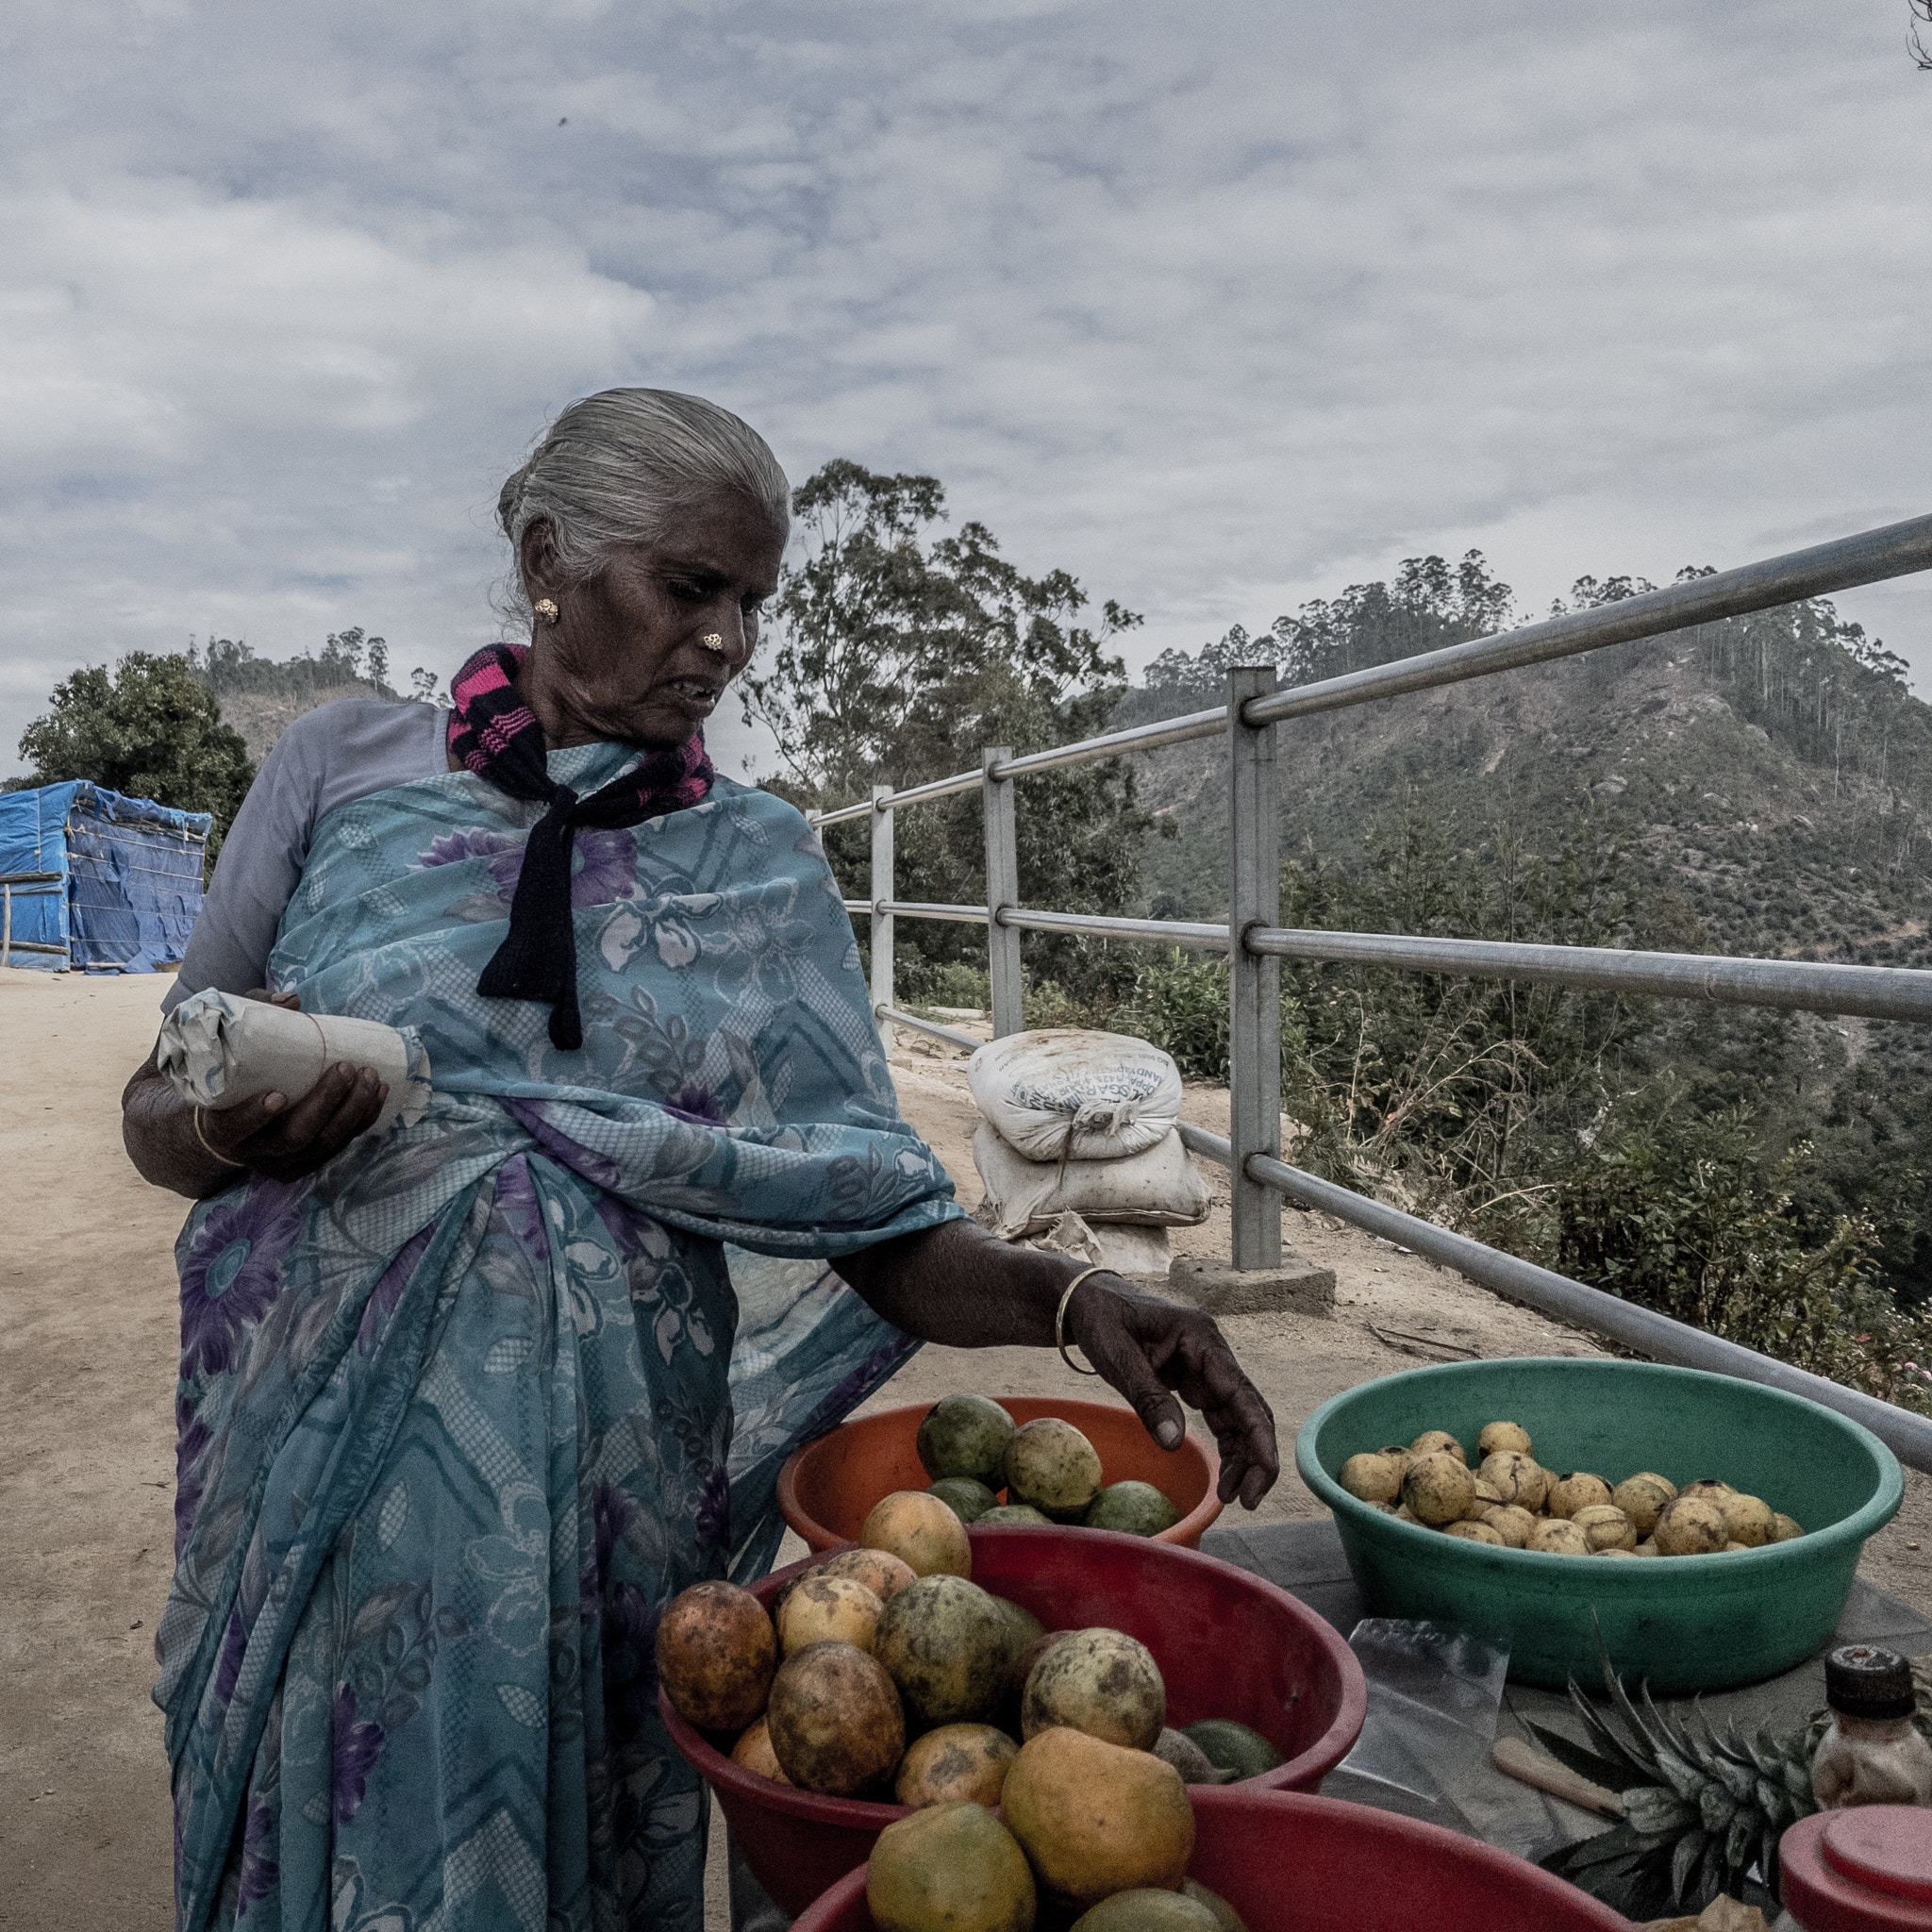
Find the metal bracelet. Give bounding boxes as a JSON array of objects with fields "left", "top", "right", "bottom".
[
  {"left": 1055, "top": 1267, "right": 1106, "bottom": 1377},
  {"left": 192, "top": 1106, "right": 245, "bottom": 1169}
]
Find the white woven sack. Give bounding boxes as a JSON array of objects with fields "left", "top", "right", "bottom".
[
  {"left": 967, "top": 1028, "right": 1184, "bottom": 1162},
  {"left": 971, "top": 1122, "right": 1210, "bottom": 1239}
]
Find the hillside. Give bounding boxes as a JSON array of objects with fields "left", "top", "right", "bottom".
[
  {"left": 188, "top": 628, "right": 438, "bottom": 764},
  {"left": 1099, "top": 572, "right": 1932, "bottom": 1307},
  {"left": 1124, "top": 608, "right": 1932, "bottom": 973}
]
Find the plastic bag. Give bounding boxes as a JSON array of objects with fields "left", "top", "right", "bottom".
[{"left": 1328, "top": 1620, "right": 1509, "bottom": 1833}]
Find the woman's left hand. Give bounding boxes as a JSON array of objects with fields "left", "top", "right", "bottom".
[{"left": 1063, "top": 1274, "right": 1279, "bottom": 1509}]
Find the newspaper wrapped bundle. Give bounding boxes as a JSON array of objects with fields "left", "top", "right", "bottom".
[{"left": 158, "top": 987, "right": 432, "bottom": 1138}]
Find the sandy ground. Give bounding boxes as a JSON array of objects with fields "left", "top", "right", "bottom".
[{"left": 4, "top": 974, "right": 1929, "bottom": 1931}]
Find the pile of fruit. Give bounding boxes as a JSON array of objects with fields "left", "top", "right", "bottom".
[
  {"left": 1337, "top": 1420, "right": 1805, "bottom": 1556},
  {"left": 653, "top": 1483, "right": 1282, "bottom": 1846},
  {"left": 917, "top": 1395, "right": 1182, "bottom": 1536}
]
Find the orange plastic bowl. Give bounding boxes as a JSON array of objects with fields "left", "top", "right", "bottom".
[
  {"left": 777, "top": 1395, "right": 1224, "bottom": 1551},
  {"left": 658, "top": 1524, "right": 1366, "bottom": 1917},
  {"left": 792, "top": 1785, "right": 1632, "bottom": 1932}
]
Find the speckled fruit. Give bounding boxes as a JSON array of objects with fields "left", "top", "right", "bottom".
[
  {"left": 1340, "top": 1452, "right": 1404, "bottom": 1505},
  {"left": 1084, "top": 1481, "right": 1182, "bottom": 1537},
  {"left": 1408, "top": 1428, "right": 1467, "bottom": 1466},
  {"left": 1546, "top": 1473, "right": 1613, "bottom": 1520},
  {"left": 1021, "top": 1626, "right": 1165, "bottom": 1751},
  {"left": 814, "top": 1546, "right": 918, "bottom": 1604},
  {"left": 1004, "top": 1418, "right": 1105, "bottom": 1522},
  {"left": 1653, "top": 1494, "right": 1729, "bottom": 1556},
  {"left": 1182, "top": 1880, "right": 1250, "bottom": 1932},
  {"left": 929, "top": 1477, "right": 1001, "bottom": 1524},
  {"left": 655, "top": 1580, "right": 777, "bottom": 1730},
  {"left": 1476, "top": 1420, "right": 1533, "bottom": 1457},
  {"left": 1610, "top": 1474, "right": 1676, "bottom": 1537},
  {"left": 1070, "top": 1891, "right": 1222, "bottom": 1932},
  {"left": 1526, "top": 1519, "right": 1591, "bottom": 1556},
  {"left": 1570, "top": 1504, "right": 1638, "bottom": 1553},
  {"left": 867, "top": 1801, "right": 1037, "bottom": 1932},
  {"left": 1481, "top": 1504, "right": 1537, "bottom": 1547},
  {"left": 978, "top": 1504, "right": 1052, "bottom": 1525},
  {"left": 1000, "top": 1727, "right": 1195, "bottom": 1910},
  {"left": 874, "top": 1574, "right": 1014, "bottom": 1728},
  {"left": 1476, "top": 1450, "right": 1547, "bottom": 1512},
  {"left": 1718, "top": 1492, "right": 1777, "bottom": 1548},
  {"left": 776, "top": 1574, "right": 884, "bottom": 1656},
  {"left": 1402, "top": 1451, "right": 1476, "bottom": 1526},
  {"left": 731, "top": 1716, "right": 789, "bottom": 1783},
  {"left": 1771, "top": 1512, "right": 1806, "bottom": 1542},
  {"left": 765, "top": 1641, "right": 906, "bottom": 1796},
  {"left": 1446, "top": 1519, "right": 1504, "bottom": 1544},
  {"left": 917, "top": 1394, "right": 1018, "bottom": 1488},
  {"left": 1679, "top": 1477, "right": 1735, "bottom": 1501},
  {"left": 895, "top": 1723, "right": 1021, "bottom": 1808},
  {"left": 862, "top": 1490, "right": 974, "bottom": 1578}
]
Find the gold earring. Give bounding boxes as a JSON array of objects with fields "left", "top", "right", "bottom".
[{"left": 533, "top": 598, "right": 560, "bottom": 625}]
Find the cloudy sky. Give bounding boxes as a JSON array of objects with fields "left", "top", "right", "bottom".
[{"left": 3, "top": 0, "right": 1926, "bottom": 781}]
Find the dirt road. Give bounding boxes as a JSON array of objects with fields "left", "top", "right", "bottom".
[{"left": 4, "top": 973, "right": 1928, "bottom": 1931}]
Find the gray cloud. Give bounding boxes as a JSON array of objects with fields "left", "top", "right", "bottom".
[{"left": 3, "top": 0, "right": 1926, "bottom": 781}]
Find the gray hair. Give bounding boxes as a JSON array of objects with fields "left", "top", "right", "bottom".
[{"left": 496, "top": 388, "right": 790, "bottom": 622}]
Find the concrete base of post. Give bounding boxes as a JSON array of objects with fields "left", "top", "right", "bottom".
[{"left": 1165, "top": 1253, "right": 1337, "bottom": 1319}]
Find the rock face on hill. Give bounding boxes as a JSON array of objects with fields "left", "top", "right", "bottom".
[
  {"left": 215, "top": 680, "right": 401, "bottom": 767},
  {"left": 1130, "top": 627, "right": 1932, "bottom": 974}
]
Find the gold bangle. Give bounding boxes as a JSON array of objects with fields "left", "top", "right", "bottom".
[
  {"left": 1055, "top": 1266, "right": 1108, "bottom": 1376},
  {"left": 192, "top": 1107, "right": 244, "bottom": 1169}
]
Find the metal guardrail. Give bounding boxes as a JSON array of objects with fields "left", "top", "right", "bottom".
[
  {"left": 806, "top": 511, "right": 1932, "bottom": 1468},
  {"left": 1174, "top": 1124, "right": 1932, "bottom": 1470}
]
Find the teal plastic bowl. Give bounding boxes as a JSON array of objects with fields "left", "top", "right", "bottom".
[{"left": 1297, "top": 1357, "right": 1903, "bottom": 1692}]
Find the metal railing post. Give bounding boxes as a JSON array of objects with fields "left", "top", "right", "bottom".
[
  {"left": 983, "top": 746, "right": 1024, "bottom": 1037},
  {"left": 1227, "top": 667, "right": 1282, "bottom": 1270},
  {"left": 870, "top": 785, "right": 894, "bottom": 1043}
]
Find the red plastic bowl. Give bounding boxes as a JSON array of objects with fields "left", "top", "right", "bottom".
[
  {"left": 658, "top": 1525, "right": 1366, "bottom": 1917},
  {"left": 777, "top": 1396, "right": 1224, "bottom": 1551},
  {"left": 793, "top": 1785, "right": 1632, "bottom": 1932}
]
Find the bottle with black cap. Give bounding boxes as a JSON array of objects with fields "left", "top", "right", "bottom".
[{"left": 1810, "top": 1644, "right": 1932, "bottom": 1810}]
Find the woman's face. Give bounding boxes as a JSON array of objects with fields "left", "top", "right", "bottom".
[{"left": 519, "top": 488, "right": 787, "bottom": 749}]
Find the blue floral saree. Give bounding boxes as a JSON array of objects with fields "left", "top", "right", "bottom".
[{"left": 156, "top": 743, "right": 961, "bottom": 1932}]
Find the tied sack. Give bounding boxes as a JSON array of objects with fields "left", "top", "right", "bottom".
[
  {"left": 971, "top": 1122, "right": 1211, "bottom": 1241},
  {"left": 968, "top": 1028, "right": 1184, "bottom": 1163},
  {"left": 158, "top": 986, "right": 432, "bottom": 1139}
]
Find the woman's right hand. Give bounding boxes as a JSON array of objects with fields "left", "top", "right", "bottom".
[
  {"left": 122, "top": 989, "right": 390, "bottom": 1197},
  {"left": 192, "top": 990, "right": 390, "bottom": 1184}
]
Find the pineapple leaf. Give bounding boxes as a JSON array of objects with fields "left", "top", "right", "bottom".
[
  {"left": 1644, "top": 1682, "right": 1705, "bottom": 1766},
  {"left": 1755, "top": 1774, "right": 1788, "bottom": 1825},
  {"left": 1566, "top": 1680, "right": 1652, "bottom": 1779},
  {"left": 1672, "top": 1826, "right": 1710, "bottom": 1905},
  {"left": 1694, "top": 1838, "right": 1726, "bottom": 1910},
  {"left": 1525, "top": 1721, "right": 1654, "bottom": 1794},
  {"left": 1654, "top": 1745, "right": 1710, "bottom": 1804},
  {"left": 1622, "top": 1786, "right": 1697, "bottom": 1836},
  {"left": 1698, "top": 1782, "right": 1738, "bottom": 1835},
  {"left": 1553, "top": 1825, "right": 1654, "bottom": 1874},
  {"left": 1724, "top": 1807, "right": 1757, "bottom": 1874}
]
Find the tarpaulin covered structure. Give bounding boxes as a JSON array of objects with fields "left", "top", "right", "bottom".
[{"left": 0, "top": 781, "right": 209, "bottom": 974}]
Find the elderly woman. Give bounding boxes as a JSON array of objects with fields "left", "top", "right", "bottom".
[{"left": 122, "top": 389, "right": 1277, "bottom": 1932}]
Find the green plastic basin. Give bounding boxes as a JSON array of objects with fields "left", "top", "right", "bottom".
[{"left": 1297, "top": 1357, "right": 1903, "bottom": 1693}]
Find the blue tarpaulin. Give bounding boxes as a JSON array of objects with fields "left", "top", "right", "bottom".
[{"left": 0, "top": 781, "right": 209, "bottom": 973}]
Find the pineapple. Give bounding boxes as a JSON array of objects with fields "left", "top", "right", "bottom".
[{"left": 1536, "top": 1648, "right": 1825, "bottom": 1919}]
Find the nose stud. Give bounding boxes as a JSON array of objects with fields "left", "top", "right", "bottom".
[{"left": 699, "top": 633, "right": 727, "bottom": 655}]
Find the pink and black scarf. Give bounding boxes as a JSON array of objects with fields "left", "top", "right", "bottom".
[{"left": 446, "top": 641, "right": 713, "bottom": 1049}]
